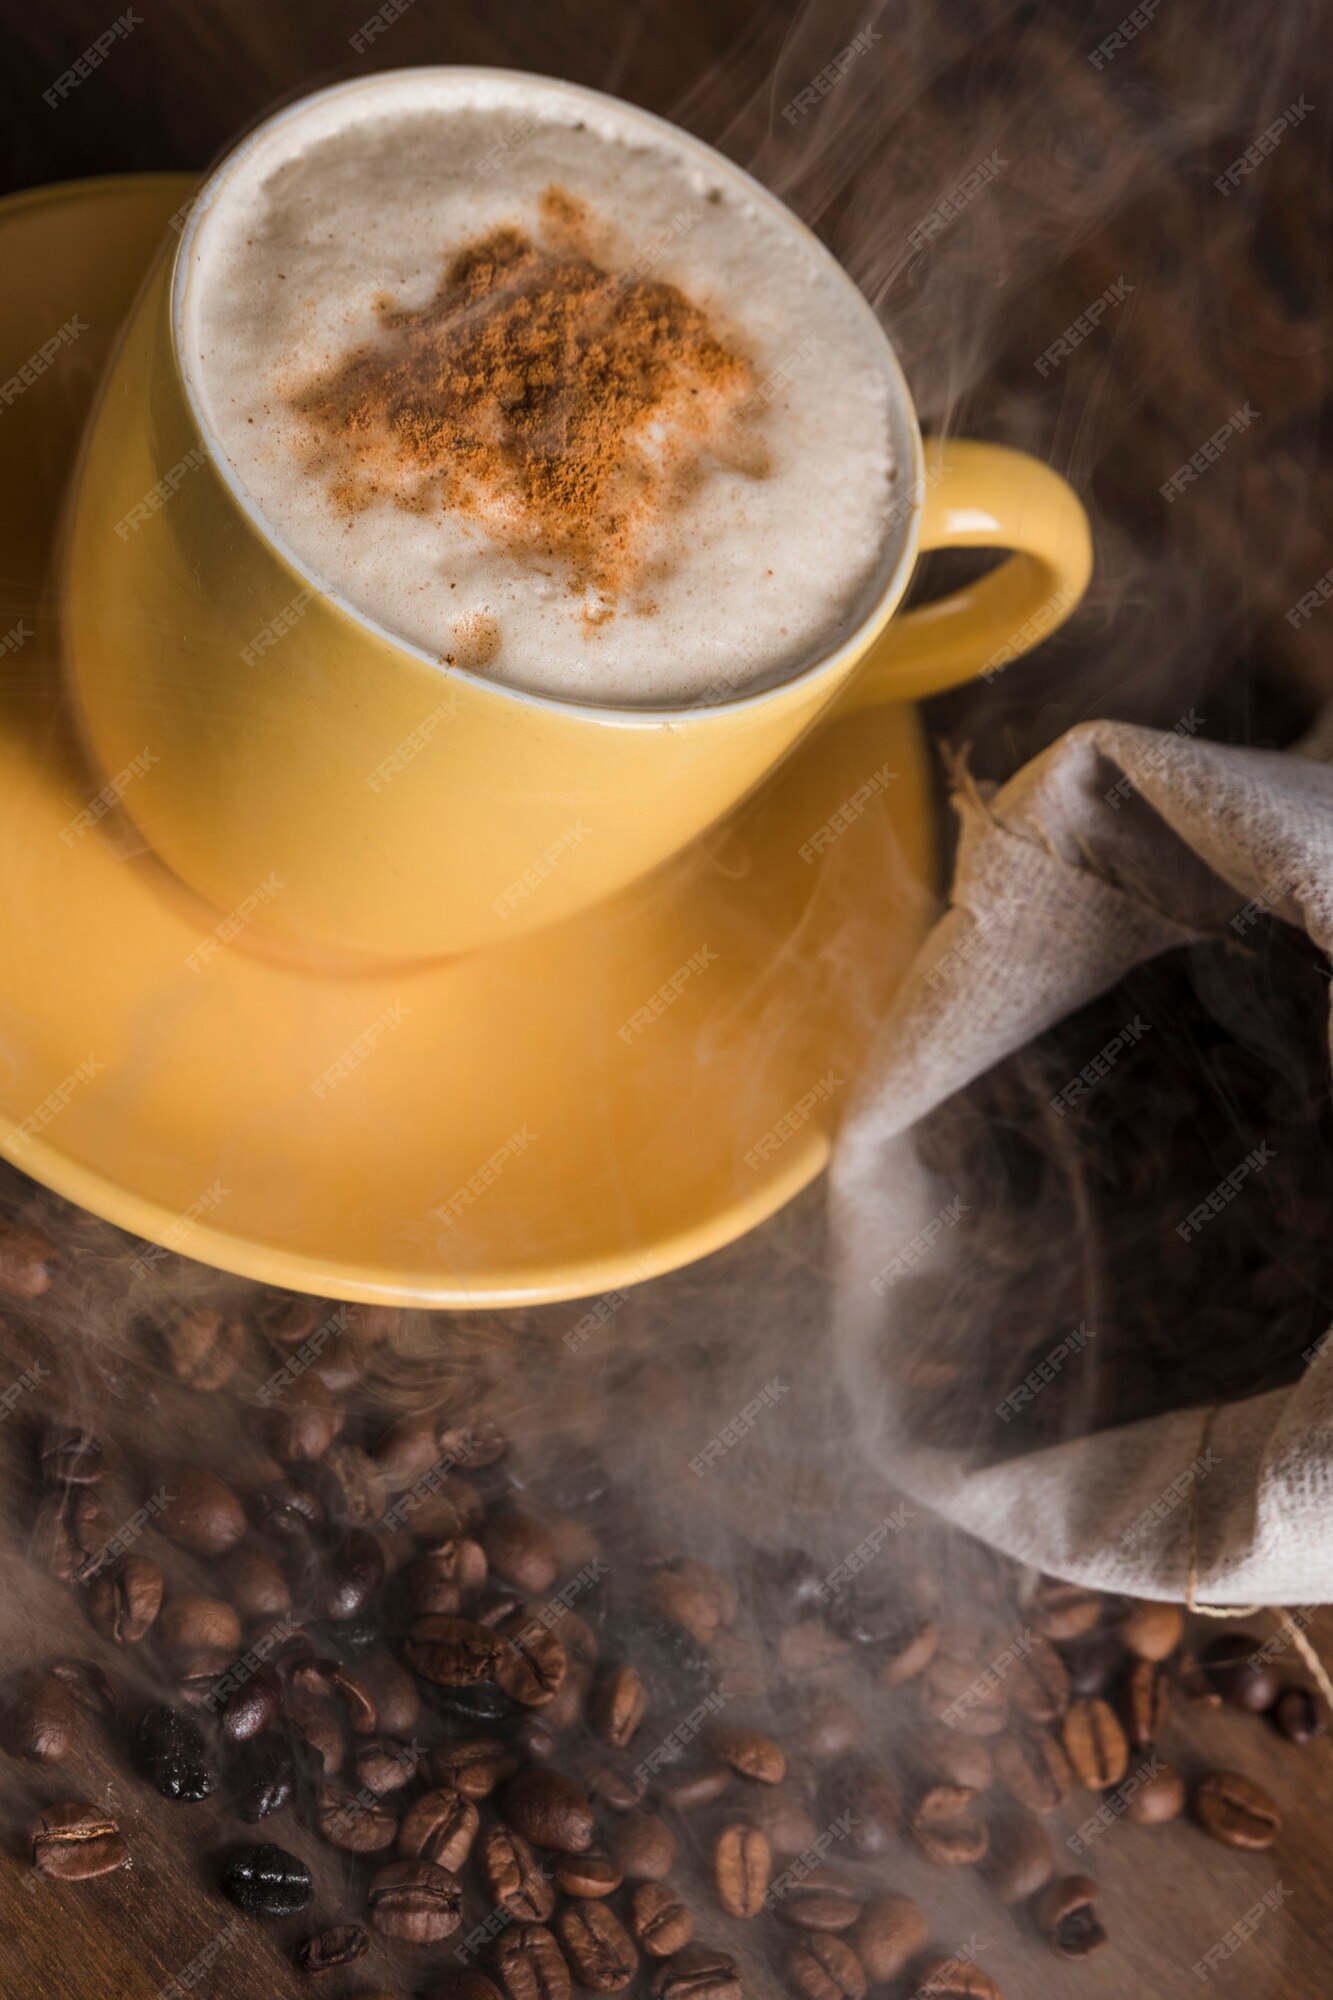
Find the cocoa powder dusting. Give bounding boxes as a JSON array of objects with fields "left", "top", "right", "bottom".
[{"left": 290, "top": 187, "right": 760, "bottom": 611}]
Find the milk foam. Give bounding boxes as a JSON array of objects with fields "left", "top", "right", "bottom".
[{"left": 179, "top": 71, "right": 905, "bottom": 706}]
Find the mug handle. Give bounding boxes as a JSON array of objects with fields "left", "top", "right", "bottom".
[{"left": 836, "top": 439, "right": 1093, "bottom": 711}]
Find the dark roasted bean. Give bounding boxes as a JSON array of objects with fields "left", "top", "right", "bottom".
[
  {"left": 1, "top": 1672, "right": 78, "bottom": 1763},
  {"left": 233, "top": 1734, "right": 297, "bottom": 1822},
  {"left": 1200, "top": 1633, "right": 1281, "bottom": 1713},
  {"left": 653, "top": 1764, "right": 732, "bottom": 1813},
  {"left": 399, "top": 1788, "right": 480, "bottom": 1871},
  {"left": 590, "top": 1664, "right": 648, "bottom": 1746},
  {"left": 1274, "top": 1684, "right": 1326, "bottom": 1743},
  {"left": 222, "top": 1842, "right": 312, "bottom": 1917},
  {"left": 86, "top": 1555, "right": 163, "bottom": 1645},
  {"left": 407, "top": 1615, "right": 505, "bottom": 1687},
  {"left": 221, "top": 1666, "right": 280, "bottom": 1743},
  {"left": 1032, "top": 1873, "right": 1107, "bottom": 1959},
  {"left": 134, "top": 1704, "right": 216, "bottom": 1800},
  {"left": 495, "top": 1613, "right": 568, "bottom": 1709},
  {"left": 315, "top": 1528, "right": 385, "bottom": 1621},
  {"left": 267, "top": 1375, "right": 345, "bottom": 1462},
  {"left": 158, "top": 1593, "right": 243, "bottom": 1658}
]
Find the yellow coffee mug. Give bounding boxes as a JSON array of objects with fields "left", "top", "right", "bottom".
[{"left": 61, "top": 71, "right": 1091, "bottom": 965}]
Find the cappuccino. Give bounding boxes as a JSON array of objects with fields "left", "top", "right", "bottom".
[{"left": 179, "top": 71, "right": 902, "bottom": 706}]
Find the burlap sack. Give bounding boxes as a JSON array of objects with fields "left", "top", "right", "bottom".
[{"left": 831, "top": 713, "right": 1333, "bottom": 1605}]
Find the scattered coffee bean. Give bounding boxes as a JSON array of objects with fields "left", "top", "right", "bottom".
[
  {"left": 1058, "top": 1631, "right": 1121, "bottom": 1699},
  {"left": 48, "top": 1657, "right": 118, "bottom": 1718},
  {"left": 1032, "top": 1873, "right": 1107, "bottom": 1959},
  {"left": 368, "top": 1857, "right": 462, "bottom": 1943},
  {"left": 921, "top": 1656, "right": 1005, "bottom": 1737},
  {"left": 0, "top": 1222, "right": 57, "bottom": 1296},
  {"left": 909, "top": 1783, "right": 989, "bottom": 1866},
  {"left": 556, "top": 1900, "right": 638, "bottom": 1992},
  {"left": 706, "top": 1723, "right": 785, "bottom": 1785},
  {"left": 87, "top": 1555, "right": 163, "bottom": 1645},
  {"left": 821, "top": 1757, "right": 898, "bottom": 1856},
  {"left": 847, "top": 1893, "right": 927, "bottom": 1981},
  {"left": 222, "top": 1843, "right": 313, "bottom": 1917},
  {"left": 875, "top": 1618, "right": 939, "bottom": 1688},
  {"left": 786, "top": 1932, "right": 867, "bottom": 2000},
  {"left": 157, "top": 1467, "right": 246, "bottom": 1556},
  {"left": 1030, "top": 1580, "right": 1102, "bottom": 1642},
  {"left": 317, "top": 1782, "right": 398, "bottom": 1852},
  {"left": 712, "top": 1821, "right": 771, "bottom": 1918},
  {"left": 482, "top": 1512, "right": 561, "bottom": 1596},
  {"left": 316, "top": 1528, "right": 385, "bottom": 1622},
  {"left": 590, "top": 1664, "right": 648, "bottom": 1747},
  {"left": 158, "top": 1593, "right": 243, "bottom": 1658},
  {"left": 500, "top": 1768, "right": 595, "bottom": 1852},
  {"left": 911, "top": 1957, "right": 1004, "bottom": 1998},
  {"left": 352, "top": 1735, "right": 418, "bottom": 1794},
  {"left": 742, "top": 1788, "right": 819, "bottom": 1857},
  {"left": 654, "top": 1764, "right": 733, "bottom": 1813},
  {"left": 1193, "top": 1769, "right": 1282, "bottom": 1849},
  {"left": 30, "top": 1802, "right": 128, "bottom": 1880},
  {"left": 1006, "top": 1636, "right": 1069, "bottom": 1724},
  {"left": 993, "top": 1731, "right": 1072, "bottom": 1813},
  {"left": 777, "top": 1885, "right": 862, "bottom": 1934},
  {"left": 556, "top": 1848, "right": 623, "bottom": 1898},
  {"left": 1119, "top": 1601, "right": 1183, "bottom": 1662},
  {"left": 649, "top": 1943, "right": 741, "bottom": 1998},
  {"left": 631, "top": 1882, "right": 693, "bottom": 1957},
  {"left": 1061, "top": 1699, "right": 1128, "bottom": 1791},
  {"left": 1, "top": 1671, "right": 78, "bottom": 1762},
  {"left": 1274, "top": 1683, "right": 1326, "bottom": 1744},
  {"left": 268, "top": 1375, "right": 345, "bottom": 1462},
  {"left": 399, "top": 1788, "right": 479, "bottom": 1871},
  {"left": 480, "top": 1823, "right": 557, "bottom": 1921},
  {"left": 494, "top": 1614, "right": 568, "bottom": 1709},
  {"left": 163, "top": 1307, "right": 245, "bottom": 1390},
  {"left": 407, "top": 1615, "right": 504, "bottom": 1687},
  {"left": 221, "top": 1666, "right": 280, "bottom": 1743},
  {"left": 613, "top": 1811, "right": 676, "bottom": 1881},
  {"left": 1124, "top": 1657, "right": 1168, "bottom": 1751},
  {"left": 979, "top": 1811, "right": 1054, "bottom": 1903},
  {"left": 780, "top": 1688, "right": 865, "bottom": 1763},
  {"left": 1125, "top": 1759, "right": 1186, "bottom": 1825},
  {"left": 233, "top": 1734, "right": 298, "bottom": 1821},
  {"left": 908, "top": 1727, "right": 992, "bottom": 1793},
  {"left": 433, "top": 1735, "right": 516, "bottom": 1799},
  {"left": 1200, "top": 1633, "right": 1281, "bottom": 1713},
  {"left": 296, "top": 1923, "right": 370, "bottom": 1973},
  {"left": 493, "top": 1922, "right": 572, "bottom": 2000}
]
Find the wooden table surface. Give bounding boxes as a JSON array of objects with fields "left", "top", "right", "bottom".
[{"left": 3, "top": 2, "right": 1333, "bottom": 1996}]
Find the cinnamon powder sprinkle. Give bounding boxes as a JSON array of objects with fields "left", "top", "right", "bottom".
[{"left": 289, "top": 187, "right": 761, "bottom": 609}]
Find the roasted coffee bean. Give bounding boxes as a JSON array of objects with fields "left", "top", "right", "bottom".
[
  {"left": 494, "top": 1614, "right": 568, "bottom": 1709},
  {"left": 49, "top": 1658, "right": 118, "bottom": 1718},
  {"left": 30, "top": 1802, "right": 128, "bottom": 1880},
  {"left": 514, "top": 1715, "right": 558, "bottom": 1764},
  {"left": 407, "top": 1615, "right": 505, "bottom": 1687},
  {"left": 848, "top": 1894, "right": 927, "bottom": 1982},
  {"left": 921, "top": 1656, "right": 1005, "bottom": 1737},
  {"left": 1058, "top": 1631, "right": 1122, "bottom": 1699},
  {"left": 222, "top": 1842, "right": 312, "bottom": 1917},
  {"left": 493, "top": 1922, "right": 572, "bottom": 2000},
  {"left": 1274, "top": 1684, "right": 1326, "bottom": 1744},
  {"left": 653, "top": 1764, "right": 733, "bottom": 1813},
  {"left": 295, "top": 1924, "right": 370, "bottom": 1973},
  {"left": 86, "top": 1555, "right": 163, "bottom": 1645},
  {"left": 297, "top": 1657, "right": 380, "bottom": 1738},
  {"left": 267, "top": 1376, "right": 345, "bottom": 1462},
  {"left": 163, "top": 1307, "right": 245, "bottom": 1390},
  {"left": 743, "top": 1787, "right": 819, "bottom": 1857},
  {"left": 630, "top": 1882, "right": 693, "bottom": 1957},
  {"left": 403, "top": 1541, "right": 488, "bottom": 1619},
  {"left": 288, "top": 1686, "right": 345, "bottom": 1775},
  {"left": 31, "top": 1494, "right": 77, "bottom": 1582},
  {"left": 222, "top": 1666, "right": 280, "bottom": 1743},
  {"left": 778, "top": 1886, "right": 862, "bottom": 1934},
  {"left": 1030, "top": 1580, "right": 1102, "bottom": 1642},
  {"left": 778, "top": 1620, "right": 850, "bottom": 1676},
  {"left": 158, "top": 1593, "right": 243, "bottom": 1658},
  {"left": 482, "top": 1513, "right": 562, "bottom": 1596},
  {"left": 253, "top": 1478, "right": 325, "bottom": 1542},
  {"left": 909, "top": 1783, "right": 989, "bottom": 1866},
  {"left": 233, "top": 1733, "right": 297, "bottom": 1821},
  {"left": 1200, "top": 1633, "right": 1280, "bottom": 1713},
  {"left": 875, "top": 1619, "right": 939, "bottom": 1688},
  {"left": 576, "top": 1751, "right": 645, "bottom": 1812},
  {"left": 361, "top": 1649, "right": 420, "bottom": 1736},
  {"left": 1176, "top": 1650, "right": 1223, "bottom": 1708},
  {"left": 368, "top": 1857, "right": 462, "bottom": 1943},
  {"left": 649, "top": 1943, "right": 741, "bottom": 1999},
  {"left": 1124, "top": 1658, "right": 1169, "bottom": 1751},
  {"left": 136, "top": 1704, "right": 216, "bottom": 1800},
  {"left": 822, "top": 1757, "right": 898, "bottom": 1856},
  {"left": 0, "top": 1222, "right": 57, "bottom": 1296},
  {"left": 500, "top": 1768, "right": 595, "bottom": 1853},
  {"left": 706, "top": 1724, "right": 785, "bottom": 1785},
  {"left": 1032, "top": 1874, "right": 1107, "bottom": 1959},
  {"left": 979, "top": 1812, "right": 1054, "bottom": 1903},
  {"left": 646, "top": 1559, "right": 736, "bottom": 1647},
  {"left": 399, "top": 1788, "right": 480, "bottom": 1871},
  {"left": 908, "top": 1727, "right": 992, "bottom": 1793},
  {"left": 352, "top": 1734, "right": 419, "bottom": 1794},
  {"left": 613, "top": 1811, "right": 676, "bottom": 1881},
  {"left": 433, "top": 1735, "right": 516, "bottom": 1799},
  {"left": 316, "top": 1529, "right": 385, "bottom": 1622},
  {"left": 556, "top": 1848, "right": 623, "bottom": 1898},
  {"left": 1119, "top": 1601, "right": 1183, "bottom": 1663},
  {"left": 481, "top": 1824, "right": 557, "bottom": 1921},
  {"left": 157, "top": 1467, "right": 246, "bottom": 1556},
  {"left": 1007, "top": 1637, "right": 1069, "bottom": 1724},
  {"left": 911, "top": 1957, "right": 1004, "bottom": 1998},
  {"left": 41, "top": 1424, "right": 104, "bottom": 1488},
  {"left": 1125, "top": 1759, "right": 1186, "bottom": 1825},
  {"left": 556, "top": 1902, "right": 638, "bottom": 1993},
  {"left": 317, "top": 1782, "right": 398, "bottom": 1852},
  {"left": 68, "top": 1486, "right": 111, "bottom": 1563},
  {"left": 1193, "top": 1769, "right": 1281, "bottom": 1849},
  {"left": 993, "top": 1731, "right": 1072, "bottom": 1813},
  {"left": 1061, "top": 1699, "right": 1128, "bottom": 1791},
  {"left": 590, "top": 1665, "right": 647, "bottom": 1747},
  {"left": 786, "top": 1933, "right": 867, "bottom": 2000},
  {"left": 712, "top": 1821, "right": 770, "bottom": 1917},
  {"left": 708, "top": 1629, "right": 769, "bottom": 1700},
  {"left": 2, "top": 1672, "right": 78, "bottom": 1762}
]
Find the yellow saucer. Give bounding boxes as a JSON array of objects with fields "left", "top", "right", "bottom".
[{"left": 0, "top": 175, "right": 935, "bottom": 1307}]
